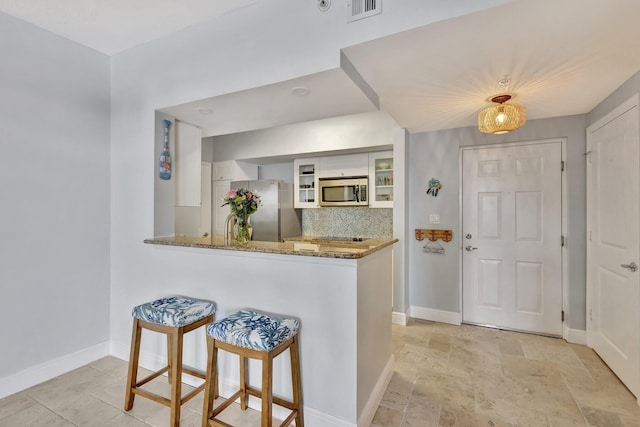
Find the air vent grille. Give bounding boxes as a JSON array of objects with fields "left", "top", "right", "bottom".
[{"left": 347, "top": 0, "right": 381, "bottom": 22}]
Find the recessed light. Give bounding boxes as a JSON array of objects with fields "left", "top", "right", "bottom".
[
  {"left": 291, "top": 86, "right": 310, "bottom": 96},
  {"left": 196, "top": 107, "right": 213, "bottom": 115}
]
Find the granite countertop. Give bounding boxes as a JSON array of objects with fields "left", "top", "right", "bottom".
[{"left": 143, "top": 235, "right": 398, "bottom": 259}]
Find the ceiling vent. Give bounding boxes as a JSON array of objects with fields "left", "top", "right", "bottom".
[{"left": 347, "top": 0, "right": 381, "bottom": 22}]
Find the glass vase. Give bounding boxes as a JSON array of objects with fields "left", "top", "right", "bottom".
[{"left": 234, "top": 214, "right": 252, "bottom": 246}]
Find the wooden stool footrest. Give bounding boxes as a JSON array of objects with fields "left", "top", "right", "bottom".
[
  {"left": 245, "top": 386, "right": 297, "bottom": 410},
  {"left": 182, "top": 383, "right": 206, "bottom": 405},
  {"left": 181, "top": 366, "right": 206, "bottom": 380},
  {"left": 135, "top": 366, "right": 169, "bottom": 388},
  {"left": 212, "top": 389, "right": 243, "bottom": 416},
  {"left": 132, "top": 380, "right": 206, "bottom": 407},
  {"left": 132, "top": 388, "right": 171, "bottom": 407},
  {"left": 208, "top": 419, "right": 234, "bottom": 427},
  {"left": 280, "top": 410, "right": 298, "bottom": 427}
]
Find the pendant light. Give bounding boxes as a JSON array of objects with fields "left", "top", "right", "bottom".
[{"left": 478, "top": 94, "right": 526, "bottom": 134}]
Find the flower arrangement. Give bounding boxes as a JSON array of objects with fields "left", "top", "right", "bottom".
[
  {"left": 221, "top": 188, "right": 261, "bottom": 215},
  {"left": 221, "top": 188, "right": 261, "bottom": 245}
]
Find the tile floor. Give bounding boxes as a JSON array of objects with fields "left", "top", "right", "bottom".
[
  {"left": 1, "top": 319, "right": 640, "bottom": 426},
  {"left": 373, "top": 319, "right": 640, "bottom": 427}
]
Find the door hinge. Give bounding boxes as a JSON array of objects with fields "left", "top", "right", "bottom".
[
  {"left": 561, "top": 235, "right": 566, "bottom": 247},
  {"left": 561, "top": 161, "right": 565, "bottom": 172},
  {"left": 589, "top": 308, "right": 593, "bottom": 321},
  {"left": 561, "top": 310, "right": 565, "bottom": 322}
]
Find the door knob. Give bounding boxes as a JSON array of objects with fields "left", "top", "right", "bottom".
[
  {"left": 465, "top": 246, "right": 478, "bottom": 252},
  {"left": 621, "top": 262, "right": 638, "bottom": 272}
]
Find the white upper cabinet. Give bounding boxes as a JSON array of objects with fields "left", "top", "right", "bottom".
[
  {"left": 369, "top": 151, "right": 394, "bottom": 208},
  {"left": 212, "top": 160, "right": 258, "bottom": 181},
  {"left": 318, "top": 153, "right": 368, "bottom": 178},
  {"left": 175, "top": 121, "right": 202, "bottom": 207},
  {"left": 294, "top": 158, "right": 319, "bottom": 208}
]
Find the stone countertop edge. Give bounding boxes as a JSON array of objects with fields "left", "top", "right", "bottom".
[{"left": 143, "top": 237, "right": 399, "bottom": 259}]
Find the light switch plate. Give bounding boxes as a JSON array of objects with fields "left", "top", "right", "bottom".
[{"left": 429, "top": 214, "right": 440, "bottom": 224}]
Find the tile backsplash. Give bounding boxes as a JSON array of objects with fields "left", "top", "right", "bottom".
[{"left": 302, "top": 207, "right": 393, "bottom": 238}]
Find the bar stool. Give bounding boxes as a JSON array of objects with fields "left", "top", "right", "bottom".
[
  {"left": 202, "top": 309, "right": 303, "bottom": 427},
  {"left": 124, "top": 296, "right": 216, "bottom": 427}
]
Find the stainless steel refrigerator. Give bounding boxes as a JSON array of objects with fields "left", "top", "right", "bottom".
[{"left": 229, "top": 179, "right": 301, "bottom": 242}]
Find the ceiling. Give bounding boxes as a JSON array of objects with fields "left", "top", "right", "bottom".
[
  {"left": 3, "top": 0, "right": 640, "bottom": 136},
  {"left": 0, "top": 0, "right": 258, "bottom": 55}
]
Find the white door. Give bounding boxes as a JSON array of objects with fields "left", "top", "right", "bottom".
[
  {"left": 587, "top": 94, "right": 640, "bottom": 400},
  {"left": 462, "top": 142, "right": 563, "bottom": 336}
]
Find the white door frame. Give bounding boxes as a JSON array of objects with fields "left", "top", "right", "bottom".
[{"left": 458, "top": 138, "right": 568, "bottom": 338}]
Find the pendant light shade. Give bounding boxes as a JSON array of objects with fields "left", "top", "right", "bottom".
[{"left": 478, "top": 94, "right": 526, "bottom": 134}]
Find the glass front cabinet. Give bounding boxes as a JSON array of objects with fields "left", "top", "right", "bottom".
[
  {"left": 369, "top": 151, "right": 393, "bottom": 208},
  {"left": 294, "top": 158, "right": 319, "bottom": 208}
]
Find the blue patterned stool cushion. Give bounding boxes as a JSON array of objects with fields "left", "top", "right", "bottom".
[
  {"left": 132, "top": 296, "right": 216, "bottom": 327},
  {"left": 207, "top": 310, "right": 300, "bottom": 351}
]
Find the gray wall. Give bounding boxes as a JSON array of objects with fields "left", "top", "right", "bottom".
[
  {"left": 589, "top": 70, "right": 640, "bottom": 126},
  {"left": 409, "top": 114, "right": 588, "bottom": 330},
  {"left": 0, "top": 12, "right": 111, "bottom": 377}
]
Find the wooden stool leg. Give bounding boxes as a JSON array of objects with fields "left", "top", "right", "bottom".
[
  {"left": 202, "top": 336, "right": 217, "bottom": 427},
  {"left": 290, "top": 336, "right": 304, "bottom": 427},
  {"left": 169, "top": 328, "right": 183, "bottom": 427},
  {"left": 261, "top": 352, "right": 273, "bottom": 427},
  {"left": 240, "top": 355, "right": 249, "bottom": 410},
  {"left": 167, "top": 334, "right": 173, "bottom": 384},
  {"left": 124, "top": 318, "right": 142, "bottom": 411}
]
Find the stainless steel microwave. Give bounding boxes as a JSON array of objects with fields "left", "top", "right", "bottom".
[{"left": 319, "top": 176, "right": 368, "bottom": 206}]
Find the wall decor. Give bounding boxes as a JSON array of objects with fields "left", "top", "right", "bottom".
[
  {"left": 426, "top": 178, "right": 442, "bottom": 196},
  {"left": 159, "top": 119, "right": 172, "bottom": 180}
]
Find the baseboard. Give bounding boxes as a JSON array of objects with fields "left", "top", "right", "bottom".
[
  {"left": 392, "top": 311, "right": 408, "bottom": 326},
  {"left": 564, "top": 324, "right": 587, "bottom": 345},
  {"left": 357, "top": 355, "right": 394, "bottom": 427},
  {"left": 0, "top": 341, "right": 110, "bottom": 399},
  {"left": 409, "top": 306, "right": 461, "bottom": 325}
]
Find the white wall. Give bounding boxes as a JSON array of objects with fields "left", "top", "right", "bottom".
[
  {"left": 110, "top": 3, "right": 518, "bottom": 419},
  {"left": 408, "top": 114, "right": 588, "bottom": 330},
  {"left": 258, "top": 162, "right": 294, "bottom": 182},
  {"left": 0, "top": 12, "right": 111, "bottom": 385},
  {"left": 210, "top": 111, "right": 398, "bottom": 161}
]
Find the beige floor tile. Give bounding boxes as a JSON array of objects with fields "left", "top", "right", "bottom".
[
  {"left": 402, "top": 394, "right": 440, "bottom": 427},
  {"left": 380, "top": 371, "right": 414, "bottom": 411},
  {"left": 413, "top": 370, "right": 475, "bottom": 412},
  {"left": 0, "top": 402, "right": 75, "bottom": 426},
  {"left": 5, "top": 321, "right": 640, "bottom": 427},
  {"left": 439, "top": 404, "right": 514, "bottom": 427},
  {"left": 0, "top": 393, "right": 37, "bottom": 420},
  {"left": 371, "top": 405, "right": 404, "bottom": 427},
  {"left": 581, "top": 406, "right": 626, "bottom": 427},
  {"left": 104, "top": 412, "right": 150, "bottom": 426}
]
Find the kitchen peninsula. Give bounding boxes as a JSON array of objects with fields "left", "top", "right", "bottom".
[{"left": 143, "top": 235, "right": 397, "bottom": 426}]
